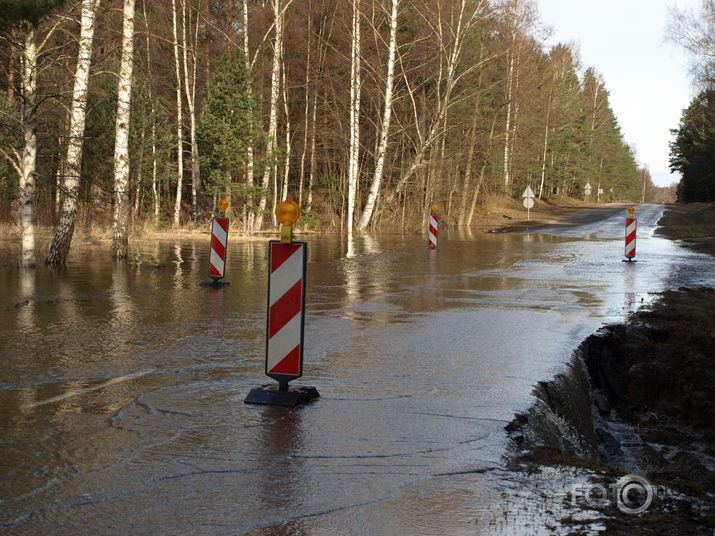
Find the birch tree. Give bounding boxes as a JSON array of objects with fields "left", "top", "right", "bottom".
[
  {"left": 181, "top": 0, "right": 201, "bottom": 221},
  {"left": 346, "top": 0, "right": 361, "bottom": 234},
  {"left": 111, "top": 0, "right": 135, "bottom": 259},
  {"left": 242, "top": 0, "right": 255, "bottom": 230},
  {"left": 254, "top": 0, "right": 284, "bottom": 230},
  {"left": 46, "top": 0, "right": 101, "bottom": 265},
  {"left": 0, "top": 1, "right": 66, "bottom": 267},
  {"left": 386, "top": 0, "right": 488, "bottom": 205},
  {"left": 171, "top": 0, "right": 184, "bottom": 227},
  {"left": 356, "top": 0, "right": 397, "bottom": 232},
  {"left": 18, "top": 26, "right": 38, "bottom": 267}
]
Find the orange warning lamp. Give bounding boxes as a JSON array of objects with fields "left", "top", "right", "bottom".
[
  {"left": 217, "top": 197, "right": 228, "bottom": 213},
  {"left": 628, "top": 206, "right": 635, "bottom": 217},
  {"left": 431, "top": 204, "right": 440, "bottom": 213},
  {"left": 276, "top": 199, "right": 300, "bottom": 226},
  {"left": 276, "top": 199, "right": 300, "bottom": 243}
]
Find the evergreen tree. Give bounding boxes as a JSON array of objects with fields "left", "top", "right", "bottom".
[
  {"left": 198, "top": 52, "right": 266, "bottom": 218},
  {"left": 670, "top": 89, "right": 715, "bottom": 202}
]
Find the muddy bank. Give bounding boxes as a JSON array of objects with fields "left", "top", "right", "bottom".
[
  {"left": 507, "top": 288, "right": 715, "bottom": 534},
  {"left": 656, "top": 202, "right": 715, "bottom": 257}
]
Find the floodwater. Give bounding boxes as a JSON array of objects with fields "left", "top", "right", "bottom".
[{"left": 1, "top": 205, "right": 713, "bottom": 535}]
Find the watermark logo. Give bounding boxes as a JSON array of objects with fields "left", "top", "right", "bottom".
[{"left": 570, "top": 474, "right": 655, "bottom": 515}]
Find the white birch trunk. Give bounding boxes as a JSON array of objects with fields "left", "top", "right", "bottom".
[
  {"left": 538, "top": 87, "right": 552, "bottom": 199},
  {"left": 182, "top": 0, "right": 201, "bottom": 221},
  {"left": 112, "top": 0, "right": 136, "bottom": 259},
  {"left": 356, "top": 0, "right": 397, "bottom": 232},
  {"left": 307, "top": 90, "right": 317, "bottom": 212},
  {"left": 347, "top": 0, "right": 361, "bottom": 234},
  {"left": 502, "top": 46, "right": 514, "bottom": 191},
  {"left": 255, "top": 0, "right": 283, "bottom": 230},
  {"left": 19, "top": 27, "right": 38, "bottom": 268},
  {"left": 46, "top": 0, "right": 100, "bottom": 265},
  {"left": 140, "top": 0, "right": 159, "bottom": 225},
  {"left": 298, "top": 6, "right": 311, "bottom": 208},
  {"left": 242, "top": 0, "right": 256, "bottom": 231},
  {"left": 281, "top": 64, "right": 291, "bottom": 203},
  {"left": 171, "top": 0, "right": 184, "bottom": 227}
]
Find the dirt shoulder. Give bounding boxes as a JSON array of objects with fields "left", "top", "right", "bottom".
[
  {"left": 474, "top": 195, "right": 613, "bottom": 232},
  {"left": 508, "top": 203, "right": 715, "bottom": 535},
  {"left": 656, "top": 202, "right": 715, "bottom": 256},
  {"left": 0, "top": 195, "right": 594, "bottom": 247}
]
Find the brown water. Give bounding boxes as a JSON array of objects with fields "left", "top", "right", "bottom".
[{"left": 1, "top": 205, "right": 712, "bottom": 535}]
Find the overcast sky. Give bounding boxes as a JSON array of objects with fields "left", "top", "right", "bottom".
[{"left": 535, "top": 0, "right": 700, "bottom": 187}]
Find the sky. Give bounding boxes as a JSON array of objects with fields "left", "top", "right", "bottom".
[{"left": 535, "top": 0, "right": 701, "bottom": 187}]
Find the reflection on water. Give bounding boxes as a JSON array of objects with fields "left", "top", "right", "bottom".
[{"left": 0, "top": 221, "right": 711, "bottom": 535}]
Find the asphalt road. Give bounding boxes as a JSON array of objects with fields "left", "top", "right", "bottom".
[{"left": 1, "top": 204, "right": 713, "bottom": 535}]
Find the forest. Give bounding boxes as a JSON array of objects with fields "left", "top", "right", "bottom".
[
  {"left": 0, "top": 0, "right": 657, "bottom": 265},
  {"left": 668, "top": 0, "right": 715, "bottom": 203}
]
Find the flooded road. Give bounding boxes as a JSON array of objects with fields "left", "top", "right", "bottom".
[{"left": 1, "top": 205, "right": 713, "bottom": 535}]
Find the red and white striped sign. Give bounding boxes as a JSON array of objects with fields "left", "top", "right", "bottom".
[
  {"left": 428, "top": 212, "right": 439, "bottom": 248},
  {"left": 208, "top": 217, "right": 229, "bottom": 279},
  {"left": 266, "top": 240, "right": 307, "bottom": 381},
  {"left": 625, "top": 218, "right": 637, "bottom": 259}
]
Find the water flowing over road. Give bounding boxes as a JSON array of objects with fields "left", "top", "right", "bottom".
[{"left": 1, "top": 205, "right": 713, "bottom": 535}]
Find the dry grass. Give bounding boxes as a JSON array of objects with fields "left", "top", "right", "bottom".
[
  {"left": 656, "top": 202, "right": 715, "bottom": 256},
  {"left": 476, "top": 194, "right": 591, "bottom": 230}
]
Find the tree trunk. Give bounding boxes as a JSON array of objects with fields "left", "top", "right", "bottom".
[
  {"left": 502, "top": 44, "right": 515, "bottom": 192},
  {"left": 242, "top": 0, "right": 256, "bottom": 231},
  {"left": 112, "top": 0, "right": 136, "bottom": 259},
  {"left": 458, "top": 102, "right": 480, "bottom": 226},
  {"left": 47, "top": 0, "right": 100, "bottom": 265},
  {"left": 255, "top": 0, "right": 283, "bottom": 231},
  {"left": 281, "top": 58, "right": 290, "bottom": 202},
  {"left": 307, "top": 88, "right": 318, "bottom": 212},
  {"left": 347, "top": 0, "right": 361, "bottom": 234},
  {"left": 538, "top": 86, "right": 553, "bottom": 199},
  {"left": 357, "top": 0, "right": 397, "bottom": 232},
  {"left": 385, "top": 0, "right": 482, "bottom": 206},
  {"left": 182, "top": 0, "right": 201, "bottom": 221},
  {"left": 6, "top": 31, "right": 16, "bottom": 102},
  {"left": 19, "top": 27, "right": 38, "bottom": 268},
  {"left": 171, "top": 0, "right": 184, "bottom": 228},
  {"left": 466, "top": 111, "right": 498, "bottom": 226}
]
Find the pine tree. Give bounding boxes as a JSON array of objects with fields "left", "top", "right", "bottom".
[
  {"left": 198, "top": 53, "right": 265, "bottom": 217},
  {"left": 670, "top": 89, "right": 715, "bottom": 202}
]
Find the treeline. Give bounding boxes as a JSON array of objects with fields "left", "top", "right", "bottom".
[
  {"left": 1, "top": 0, "right": 650, "bottom": 266},
  {"left": 668, "top": 0, "right": 715, "bottom": 202}
]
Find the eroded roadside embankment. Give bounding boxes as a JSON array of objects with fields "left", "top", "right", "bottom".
[{"left": 506, "top": 204, "right": 715, "bottom": 535}]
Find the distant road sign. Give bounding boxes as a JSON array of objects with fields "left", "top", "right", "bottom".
[
  {"left": 522, "top": 186, "right": 535, "bottom": 198},
  {"left": 523, "top": 197, "right": 534, "bottom": 209},
  {"left": 584, "top": 182, "right": 592, "bottom": 195}
]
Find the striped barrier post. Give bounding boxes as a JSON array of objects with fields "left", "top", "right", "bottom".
[
  {"left": 202, "top": 198, "right": 231, "bottom": 287},
  {"left": 209, "top": 216, "right": 229, "bottom": 280},
  {"left": 428, "top": 205, "right": 439, "bottom": 249},
  {"left": 266, "top": 240, "right": 306, "bottom": 386},
  {"left": 624, "top": 206, "right": 637, "bottom": 262},
  {"left": 245, "top": 200, "right": 319, "bottom": 407}
]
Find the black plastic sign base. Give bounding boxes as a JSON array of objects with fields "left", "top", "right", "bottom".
[
  {"left": 200, "top": 280, "right": 231, "bottom": 288},
  {"left": 244, "top": 384, "right": 320, "bottom": 407},
  {"left": 622, "top": 258, "right": 637, "bottom": 263}
]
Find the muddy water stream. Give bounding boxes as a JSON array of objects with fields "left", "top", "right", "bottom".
[{"left": 1, "top": 205, "right": 713, "bottom": 535}]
